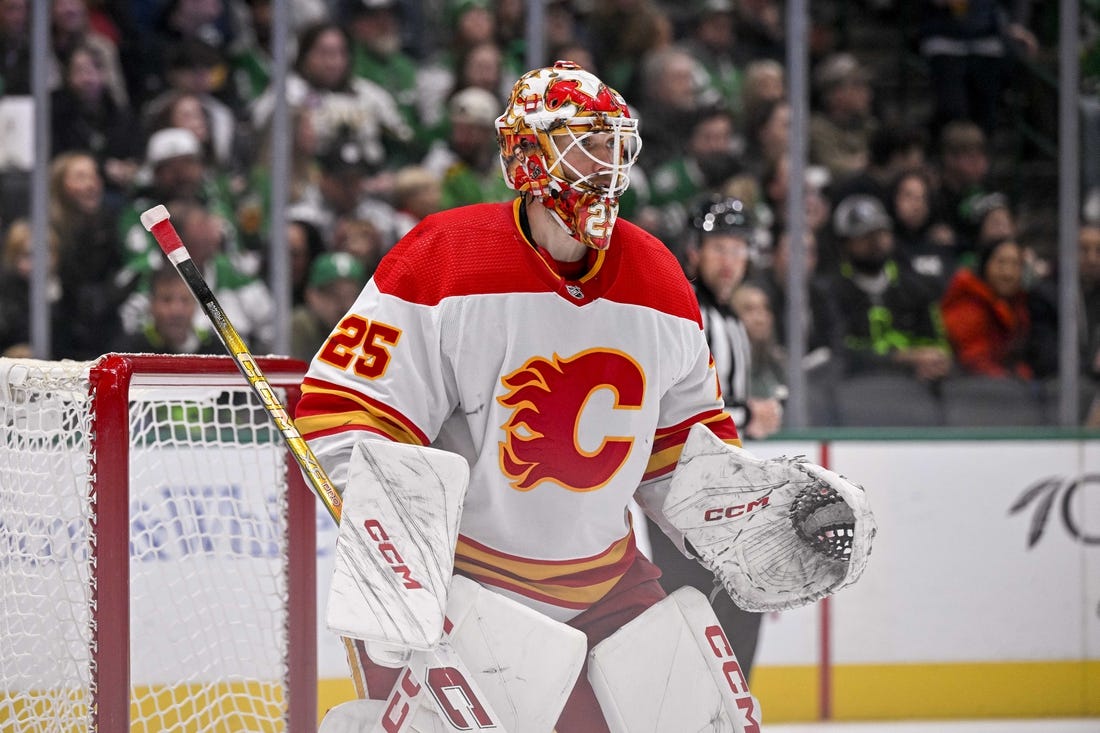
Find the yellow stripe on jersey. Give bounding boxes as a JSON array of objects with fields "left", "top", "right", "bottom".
[
  {"left": 645, "top": 412, "right": 742, "bottom": 478},
  {"left": 454, "top": 531, "right": 635, "bottom": 608},
  {"left": 295, "top": 408, "right": 412, "bottom": 444},
  {"left": 298, "top": 380, "right": 426, "bottom": 445},
  {"left": 454, "top": 561, "right": 622, "bottom": 607}
]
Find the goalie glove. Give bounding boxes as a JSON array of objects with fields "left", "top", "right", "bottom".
[{"left": 661, "top": 423, "right": 875, "bottom": 612}]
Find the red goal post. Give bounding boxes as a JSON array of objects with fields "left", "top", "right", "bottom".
[{"left": 0, "top": 353, "right": 317, "bottom": 732}]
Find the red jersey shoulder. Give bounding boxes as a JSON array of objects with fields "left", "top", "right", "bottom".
[
  {"left": 609, "top": 218, "right": 702, "bottom": 324},
  {"left": 373, "top": 202, "right": 539, "bottom": 305}
]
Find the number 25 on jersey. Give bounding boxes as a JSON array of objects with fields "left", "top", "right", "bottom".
[{"left": 318, "top": 314, "right": 402, "bottom": 380}]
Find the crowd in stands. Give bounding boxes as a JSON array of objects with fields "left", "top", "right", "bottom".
[{"left": 0, "top": 0, "right": 1096, "bottom": 429}]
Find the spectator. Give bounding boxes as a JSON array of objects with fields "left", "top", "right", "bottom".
[
  {"left": 941, "top": 236, "right": 1035, "bottom": 379},
  {"left": 636, "top": 46, "right": 714, "bottom": 170},
  {"left": 828, "top": 125, "right": 930, "bottom": 205},
  {"left": 748, "top": 226, "right": 845, "bottom": 382},
  {"left": 648, "top": 105, "right": 742, "bottom": 230},
  {"left": 731, "top": 281, "right": 788, "bottom": 406},
  {"left": 112, "top": 263, "right": 221, "bottom": 354},
  {"left": 50, "top": 0, "right": 128, "bottom": 107},
  {"left": 824, "top": 193, "right": 952, "bottom": 382},
  {"left": 391, "top": 165, "right": 443, "bottom": 239},
  {"left": 346, "top": 0, "right": 424, "bottom": 149},
  {"left": 741, "top": 97, "right": 789, "bottom": 181},
  {"left": 287, "top": 126, "right": 401, "bottom": 251},
  {"left": 916, "top": 0, "right": 1038, "bottom": 139},
  {"left": 289, "top": 251, "right": 368, "bottom": 361},
  {"left": 1079, "top": 223, "right": 1100, "bottom": 380},
  {"left": 250, "top": 21, "right": 414, "bottom": 175},
  {"left": 120, "top": 200, "right": 276, "bottom": 352},
  {"left": 888, "top": 168, "right": 957, "bottom": 294},
  {"left": 962, "top": 191, "right": 1017, "bottom": 251},
  {"left": 142, "top": 39, "right": 242, "bottom": 171},
  {"left": 588, "top": 0, "right": 672, "bottom": 98},
  {"left": 421, "top": 86, "right": 512, "bottom": 209},
  {"left": 734, "top": 0, "right": 785, "bottom": 62},
  {"left": 0, "top": 0, "right": 29, "bottom": 95},
  {"left": 145, "top": 89, "right": 226, "bottom": 171},
  {"left": 452, "top": 39, "right": 508, "bottom": 104},
  {"left": 761, "top": 153, "right": 833, "bottom": 266},
  {"left": 739, "top": 58, "right": 785, "bottom": 124},
  {"left": 544, "top": 0, "right": 589, "bottom": 65},
  {"left": 228, "top": 0, "right": 275, "bottom": 107},
  {"left": 116, "top": 127, "right": 240, "bottom": 293},
  {"left": 809, "top": 52, "right": 879, "bottom": 184},
  {"left": 287, "top": 217, "right": 325, "bottom": 306},
  {"left": 49, "top": 151, "right": 124, "bottom": 359},
  {"left": 408, "top": 0, "right": 497, "bottom": 132},
  {"left": 240, "top": 105, "right": 322, "bottom": 249},
  {"left": 931, "top": 120, "right": 993, "bottom": 260},
  {"left": 679, "top": 0, "right": 743, "bottom": 112},
  {"left": 0, "top": 220, "right": 64, "bottom": 356},
  {"left": 137, "top": 0, "right": 238, "bottom": 108},
  {"left": 49, "top": 42, "right": 141, "bottom": 197},
  {"left": 332, "top": 215, "right": 385, "bottom": 272}
]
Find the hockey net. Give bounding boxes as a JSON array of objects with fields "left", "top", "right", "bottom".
[{"left": 0, "top": 354, "right": 317, "bottom": 733}]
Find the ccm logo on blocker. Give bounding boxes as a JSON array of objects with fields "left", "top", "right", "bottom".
[{"left": 363, "top": 519, "right": 423, "bottom": 590}]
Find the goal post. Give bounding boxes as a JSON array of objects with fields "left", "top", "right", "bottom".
[{"left": 0, "top": 353, "right": 317, "bottom": 733}]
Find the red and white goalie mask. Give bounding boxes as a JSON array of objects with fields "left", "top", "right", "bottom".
[{"left": 496, "top": 60, "right": 641, "bottom": 250}]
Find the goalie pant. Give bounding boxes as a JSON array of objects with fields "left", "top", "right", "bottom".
[{"left": 349, "top": 557, "right": 666, "bottom": 733}]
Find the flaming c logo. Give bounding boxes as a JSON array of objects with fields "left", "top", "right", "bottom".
[{"left": 497, "top": 349, "right": 645, "bottom": 492}]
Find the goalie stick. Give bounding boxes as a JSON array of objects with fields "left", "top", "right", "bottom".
[
  {"left": 140, "top": 204, "right": 507, "bottom": 732},
  {"left": 140, "top": 204, "right": 342, "bottom": 523}
]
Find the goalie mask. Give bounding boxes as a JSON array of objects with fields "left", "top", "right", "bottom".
[{"left": 496, "top": 60, "right": 641, "bottom": 250}]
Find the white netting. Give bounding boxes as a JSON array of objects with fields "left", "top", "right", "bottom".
[
  {"left": 0, "top": 359, "right": 96, "bottom": 731},
  {"left": 0, "top": 357, "right": 297, "bottom": 733}
]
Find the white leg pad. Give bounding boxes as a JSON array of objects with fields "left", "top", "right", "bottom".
[
  {"left": 588, "top": 586, "right": 762, "bottom": 733},
  {"left": 322, "top": 576, "right": 588, "bottom": 733},
  {"left": 442, "top": 576, "right": 587, "bottom": 732},
  {"left": 319, "top": 699, "right": 451, "bottom": 733}
]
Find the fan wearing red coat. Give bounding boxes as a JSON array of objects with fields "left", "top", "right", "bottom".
[{"left": 940, "top": 236, "right": 1033, "bottom": 378}]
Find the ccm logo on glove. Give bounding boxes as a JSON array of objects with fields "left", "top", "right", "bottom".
[
  {"left": 703, "top": 496, "right": 770, "bottom": 521},
  {"left": 363, "top": 519, "right": 423, "bottom": 590}
]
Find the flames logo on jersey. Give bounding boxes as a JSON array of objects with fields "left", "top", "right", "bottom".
[{"left": 497, "top": 349, "right": 645, "bottom": 492}]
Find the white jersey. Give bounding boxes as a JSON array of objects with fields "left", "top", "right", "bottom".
[{"left": 297, "top": 200, "right": 739, "bottom": 620}]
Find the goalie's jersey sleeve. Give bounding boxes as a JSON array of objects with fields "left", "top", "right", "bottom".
[{"left": 296, "top": 200, "right": 739, "bottom": 620}]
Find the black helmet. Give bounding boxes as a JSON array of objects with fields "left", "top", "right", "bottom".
[{"left": 690, "top": 195, "right": 754, "bottom": 237}]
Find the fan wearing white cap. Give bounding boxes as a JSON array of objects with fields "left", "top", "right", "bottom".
[{"left": 114, "top": 127, "right": 242, "bottom": 300}]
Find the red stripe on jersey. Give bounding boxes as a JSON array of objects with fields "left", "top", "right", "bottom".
[
  {"left": 297, "top": 377, "right": 429, "bottom": 445},
  {"left": 453, "top": 531, "right": 638, "bottom": 609},
  {"left": 643, "top": 411, "right": 741, "bottom": 481},
  {"left": 654, "top": 408, "right": 730, "bottom": 439}
]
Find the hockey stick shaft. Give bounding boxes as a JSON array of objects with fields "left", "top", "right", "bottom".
[{"left": 141, "top": 205, "right": 342, "bottom": 524}]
